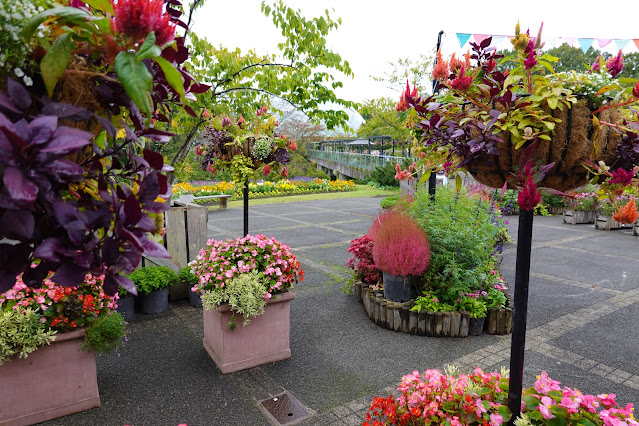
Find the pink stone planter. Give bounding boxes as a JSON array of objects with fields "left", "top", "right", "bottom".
[
  {"left": 0, "top": 328, "right": 100, "bottom": 426},
  {"left": 203, "top": 291, "right": 295, "bottom": 374}
]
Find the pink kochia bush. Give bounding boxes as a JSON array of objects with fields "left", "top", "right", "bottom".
[
  {"left": 364, "top": 368, "right": 637, "bottom": 426},
  {"left": 188, "top": 234, "right": 304, "bottom": 296},
  {"left": 370, "top": 211, "right": 430, "bottom": 277}
]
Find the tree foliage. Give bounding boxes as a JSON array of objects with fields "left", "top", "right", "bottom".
[
  {"left": 357, "top": 97, "right": 411, "bottom": 142},
  {"left": 162, "top": 0, "right": 357, "bottom": 178},
  {"left": 372, "top": 55, "right": 434, "bottom": 93}
]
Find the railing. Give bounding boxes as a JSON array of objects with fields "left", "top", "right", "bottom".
[{"left": 306, "top": 150, "right": 410, "bottom": 171}]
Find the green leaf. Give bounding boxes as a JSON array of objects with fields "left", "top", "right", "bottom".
[
  {"left": 22, "top": 7, "right": 91, "bottom": 41},
  {"left": 41, "top": 33, "right": 74, "bottom": 97},
  {"left": 618, "top": 77, "right": 638, "bottom": 85},
  {"left": 538, "top": 134, "right": 552, "bottom": 140},
  {"left": 496, "top": 405, "right": 511, "bottom": 420},
  {"left": 136, "top": 33, "right": 161, "bottom": 61},
  {"left": 154, "top": 57, "right": 186, "bottom": 103},
  {"left": 595, "top": 84, "right": 621, "bottom": 96},
  {"left": 547, "top": 96, "right": 558, "bottom": 110},
  {"left": 115, "top": 51, "right": 153, "bottom": 122},
  {"left": 455, "top": 173, "right": 462, "bottom": 192},
  {"left": 83, "top": 0, "right": 114, "bottom": 14},
  {"left": 417, "top": 170, "right": 430, "bottom": 187}
]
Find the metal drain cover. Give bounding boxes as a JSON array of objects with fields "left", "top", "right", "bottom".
[{"left": 259, "top": 392, "right": 310, "bottom": 425}]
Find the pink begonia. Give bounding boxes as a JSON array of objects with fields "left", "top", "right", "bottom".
[
  {"left": 489, "top": 413, "right": 503, "bottom": 425},
  {"left": 539, "top": 396, "right": 555, "bottom": 419},
  {"left": 534, "top": 371, "right": 561, "bottom": 394}
]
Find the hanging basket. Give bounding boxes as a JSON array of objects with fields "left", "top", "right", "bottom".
[{"left": 468, "top": 100, "right": 622, "bottom": 192}]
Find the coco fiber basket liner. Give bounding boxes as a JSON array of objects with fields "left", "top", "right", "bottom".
[{"left": 469, "top": 100, "right": 622, "bottom": 192}]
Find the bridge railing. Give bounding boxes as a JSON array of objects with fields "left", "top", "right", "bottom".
[{"left": 306, "top": 150, "right": 409, "bottom": 171}]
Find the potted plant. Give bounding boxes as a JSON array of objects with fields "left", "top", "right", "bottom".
[
  {"left": 128, "top": 266, "right": 178, "bottom": 315},
  {"left": 0, "top": 272, "right": 125, "bottom": 425},
  {"left": 345, "top": 234, "right": 382, "bottom": 301},
  {"left": 563, "top": 187, "right": 599, "bottom": 224},
  {"left": 178, "top": 267, "right": 202, "bottom": 308},
  {"left": 460, "top": 293, "right": 488, "bottom": 335},
  {"left": 369, "top": 210, "right": 431, "bottom": 302},
  {"left": 189, "top": 234, "right": 303, "bottom": 373},
  {"left": 115, "top": 286, "right": 135, "bottom": 322}
]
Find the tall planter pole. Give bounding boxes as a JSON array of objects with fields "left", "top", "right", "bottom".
[
  {"left": 243, "top": 181, "right": 249, "bottom": 237},
  {"left": 507, "top": 208, "right": 534, "bottom": 424},
  {"left": 429, "top": 30, "right": 444, "bottom": 198}
]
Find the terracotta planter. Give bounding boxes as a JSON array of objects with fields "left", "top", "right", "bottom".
[
  {"left": 203, "top": 291, "right": 295, "bottom": 374},
  {"left": 0, "top": 329, "right": 99, "bottom": 426}
]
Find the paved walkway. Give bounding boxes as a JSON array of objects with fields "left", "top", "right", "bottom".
[{"left": 42, "top": 198, "right": 639, "bottom": 425}]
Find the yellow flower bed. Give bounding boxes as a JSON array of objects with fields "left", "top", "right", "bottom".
[{"left": 173, "top": 179, "right": 355, "bottom": 200}]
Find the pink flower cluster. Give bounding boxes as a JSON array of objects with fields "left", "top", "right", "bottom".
[
  {"left": 365, "top": 368, "right": 510, "bottom": 425},
  {"left": 188, "top": 234, "right": 303, "bottom": 295},
  {"left": 1, "top": 272, "right": 117, "bottom": 331},
  {"left": 523, "top": 371, "right": 637, "bottom": 425}
]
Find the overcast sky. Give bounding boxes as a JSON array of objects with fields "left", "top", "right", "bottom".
[{"left": 190, "top": 0, "right": 639, "bottom": 104}]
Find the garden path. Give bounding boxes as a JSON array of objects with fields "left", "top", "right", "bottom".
[{"left": 41, "top": 198, "right": 639, "bottom": 425}]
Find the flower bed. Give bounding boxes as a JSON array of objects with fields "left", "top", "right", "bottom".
[
  {"left": 354, "top": 280, "right": 512, "bottom": 337},
  {"left": 364, "top": 368, "right": 637, "bottom": 425},
  {"left": 173, "top": 178, "right": 356, "bottom": 201}
]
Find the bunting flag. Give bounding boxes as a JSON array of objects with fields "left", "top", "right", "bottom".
[
  {"left": 454, "top": 33, "right": 639, "bottom": 53},
  {"left": 597, "top": 39, "right": 613, "bottom": 48},
  {"left": 615, "top": 39, "right": 631, "bottom": 50},
  {"left": 577, "top": 38, "right": 594, "bottom": 53},
  {"left": 473, "top": 34, "right": 490, "bottom": 46},
  {"left": 456, "top": 33, "right": 472, "bottom": 48}
]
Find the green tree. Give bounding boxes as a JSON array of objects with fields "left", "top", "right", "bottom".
[
  {"left": 357, "top": 97, "right": 411, "bottom": 143},
  {"left": 372, "top": 55, "right": 434, "bottom": 93},
  {"left": 163, "top": 0, "right": 357, "bottom": 180}
]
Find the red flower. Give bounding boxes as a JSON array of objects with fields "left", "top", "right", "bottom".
[
  {"left": 517, "top": 163, "right": 541, "bottom": 211},
  {"left": 590, "top": 55, "right": 602, "bottom": 73},
  {"left": 432, "top": 49, "right": 449, "bottom": 82},
  {"left": 610, "top": 168, "right": 635, "bottom": 186},
  {"left": 633, "top": 82, "right": 639, "bottom": 99},
  {"left": 613, "top": 198, "right": 639, "bottom": 224},
  {"left": 112, "top": 0, "right": 176, "bottom": 46},
  {"left": 606, "top": 50, "right": 624, "bottom": 78},
  {"left": 262, "top": 164, "right": 271, "bottom": 176},
  {"left": 281, "top": 166, "right": 288, "bottom": 178},
  {"left": 449, "top": 64, "right": 472, "bottom": 92}
]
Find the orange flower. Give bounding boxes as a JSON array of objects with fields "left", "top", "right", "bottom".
[{"left": 612, "top": 198, "right": 639, "bottom": 224}]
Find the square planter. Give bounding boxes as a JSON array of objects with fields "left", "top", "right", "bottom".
[
  {"left": 563, "top": 209, "right": 596, "bottom": 225},
  {"left": 595, "top": 214, "right": 624, "bottom": 231},
  {"left": 203, "top": 291, "right": 295, "bottom": 374},
  {"left": 0, "top": 329, "right": 99, "bottom": 426}
]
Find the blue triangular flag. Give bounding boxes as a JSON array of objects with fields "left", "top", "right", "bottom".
[
  {"left": 577, "top": 38, "right": 594, "bottom": 53},
  {"left": 457, "top": 33, "right": 472, "bottom": 48},
  {"left": 615, "top": 39, "right": 631, "bottom": 51}
]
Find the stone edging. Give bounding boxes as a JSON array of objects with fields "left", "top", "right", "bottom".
[{"left": 354, "top": 281, "right": 512, "bottom": 337}]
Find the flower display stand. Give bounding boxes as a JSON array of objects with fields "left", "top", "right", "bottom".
[
  {"left": 203, "top": 292, "right": 295, "bottom": 374},
  {"left": 563, "top": 209, "right": 596, "bottom": 225},
  {"left": 0, "top": 329, "right": 99, "bottom": 426},
  {"left": 595, "top": 214, "right": 624, "bottom": 231}
]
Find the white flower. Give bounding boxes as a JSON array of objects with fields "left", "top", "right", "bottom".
[{"left": 14, "top": 67, "right": 24, "bottom": 77}]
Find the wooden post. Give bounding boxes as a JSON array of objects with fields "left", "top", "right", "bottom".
[
  {"left": 401, "top": 303, "right": 410, "bottom": 333},
  {"left": 425, "top": 312, "right": 434, "bottom": 337},
  {"left": 393, "top": 303, "right": 402, "bottom": 332},
  {"left": 380, "top": 301, "right": 387, "bottom": 328},
  {"left": 442, "top": 312, "right": 451, "bottom": 337},
  {"left": 417, "top": 311, "right": 427, "bottom": 336},
  {"left": 450, "top": 312, "right": 461, "bottom": 337},
  {"left": 434, "top": 312, "right": 443, "bottom": 337},
  {"left": 488, "top": 309, "right": 498, "bottom": 334},
  {"left": 387, "top": 303, "right": 394, "bottom": 330},
  {"left": 460, "top": 311, "right": 470, "bottom": 337},
  {"left": 409, "top": 310, "right": 418, "bottom": 335},
  {"left": 508, "top": 209, "right": 534, "bottom": 425}
]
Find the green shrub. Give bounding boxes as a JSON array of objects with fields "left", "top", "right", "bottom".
[
  {"left": 410, "top": 186, "right": 506, "bottom": 304},
  {"left": 379, "top": 194, "right": 400, "bottom": 209},
  {"left": 82, "top": 312, "right": 126, "bottom": 354},
  {"left": 178, "top": 267, "right": 199, "bottom": 285},
  {"left": 128, "top": 266, "right": 178, "bottom": 295},
  {"left": 369, "top": 162, "right": 400, "bottom": 187},
  {"left": 0, "top": 308, "right": 56, "bottom": 365}
]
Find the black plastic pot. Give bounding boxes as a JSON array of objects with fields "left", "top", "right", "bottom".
[
  {"left": 382, "top": 272, "right": 412, "bottom": 302},
  {"left": 469, "top": 316, "right": 485, "bottom": 336},
  {"left": 137, "top": 287, "right": 169, "bottom": 314},
  {"left": 189, "top": 289, "right": 202, "bottom": 308},
  {"left": 116, "top": 295, "right": 135, "bottom": 322}
]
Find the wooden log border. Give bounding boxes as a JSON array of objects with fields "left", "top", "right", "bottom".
[{"left": 354, "top": 281, "right": 513, "bottom": 337}]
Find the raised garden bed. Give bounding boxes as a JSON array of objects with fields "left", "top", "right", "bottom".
[
  {"left": 563, "top": 209, "right": 596, "bottom": 225},
  {"left": 595, "top": 214, "right": 625, "bottom": 231},
  {"left": 353, "top": 281, "right": 512, "bottom": 337}
]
